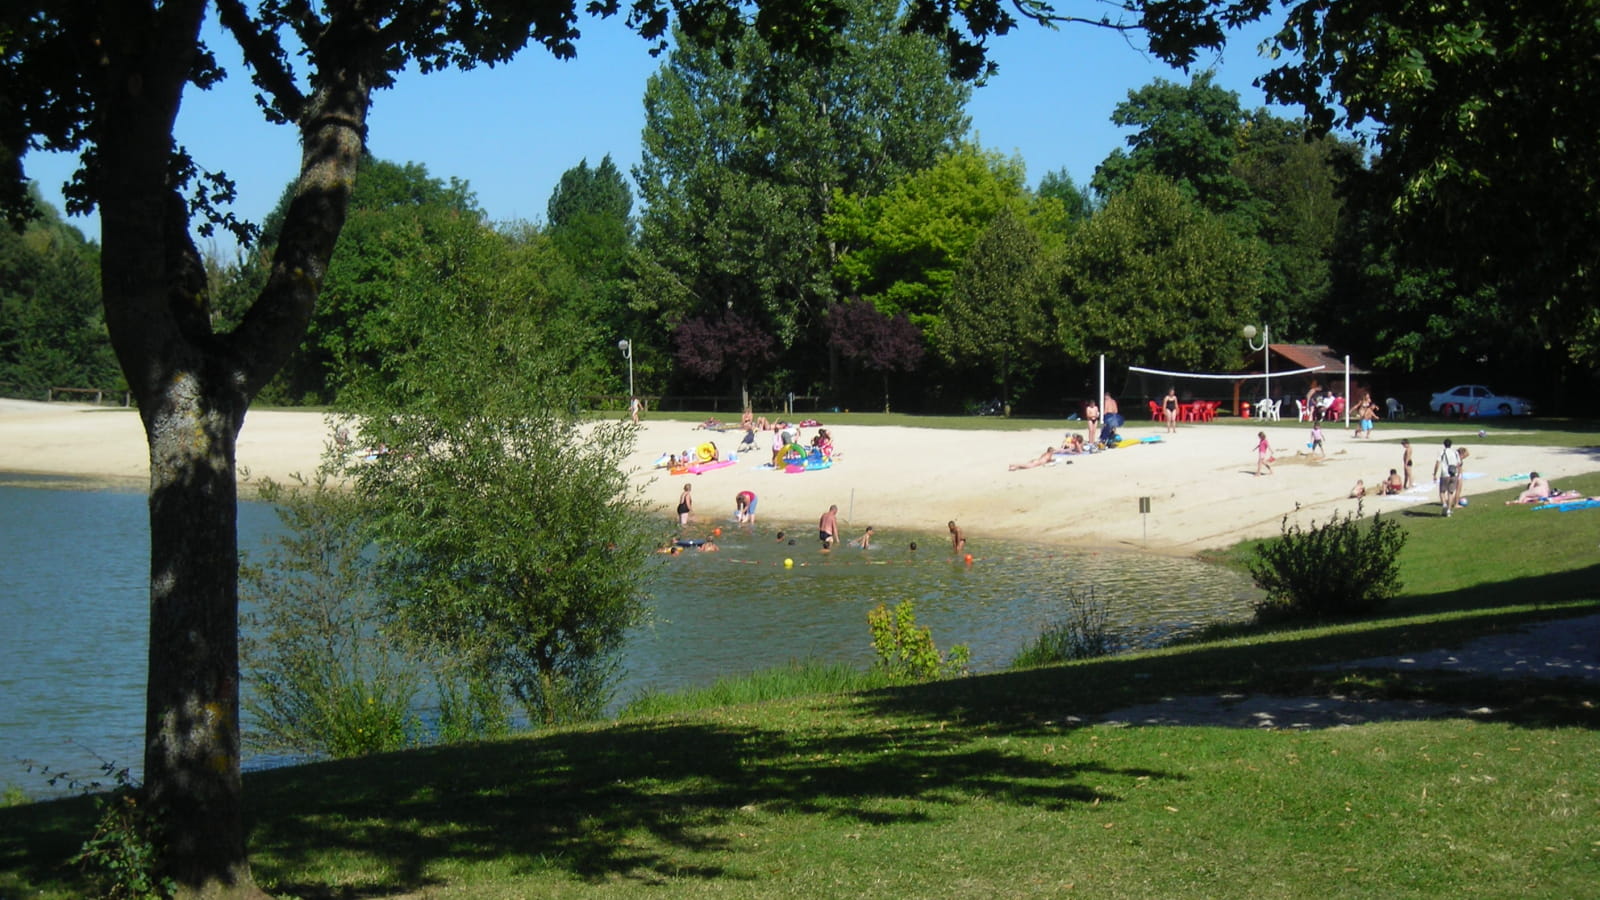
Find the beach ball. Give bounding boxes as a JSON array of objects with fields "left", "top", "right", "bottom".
[
  {"left": 1458, "top": 497, "right": 1469, "bottom": 507},
  {"left": 784, "top": 558, "right": 794, "bottom": 568}
]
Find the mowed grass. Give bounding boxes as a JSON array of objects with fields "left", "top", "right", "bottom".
[{"left": 3, "top": 437, "right": 1598, "bottom": 898}]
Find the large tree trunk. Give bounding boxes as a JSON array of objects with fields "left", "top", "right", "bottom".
[{"left": 94, "top": 4, "right": 369, "bottom": 895}]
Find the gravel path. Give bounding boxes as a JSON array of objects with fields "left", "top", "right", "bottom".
[{"left": 1099, "top": 613, "right": 1600, "bottom": 730}]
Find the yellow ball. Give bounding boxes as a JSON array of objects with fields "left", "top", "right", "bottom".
[{"left": 784, "top": 558, "right": 794, "bottom": 568}]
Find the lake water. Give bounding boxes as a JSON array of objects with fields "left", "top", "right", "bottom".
[{"left": 0, "top": 479, "right": 1259, "bottom": 796}]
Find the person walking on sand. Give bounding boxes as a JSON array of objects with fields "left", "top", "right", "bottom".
[
  {"left": 1255, "top": 431, "right": 1274, "bottom": 476},
  {"left": 1162, "top": 387, "right": 1179, "bottom": 433},
  {"left": 948, "top": 520, "right": 966, "bottom": 554},
  {"left": 628, "top": 395, "right": 642, "bottom": 424},
  {"left": 677, "top": 483, "right": 693, "bottom": 526},
  {"left": 1401, "top": 438, "right": 1414, "bottom": 489},
  {"left": 1432, "top": 438, "right": 1461, "bottom": 517},
  {"left": 1309, "top": 421, "right": 1326, "bottom": 458},
  {"left": 818, "top": 504, "right": 839, "bottom": 550}
]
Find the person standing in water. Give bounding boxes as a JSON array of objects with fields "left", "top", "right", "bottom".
[
  {"left": 677, "top": 482, "right": 693, "bottom": 526},
  {"left": 818, "top": 504, "right": 839, "bottom": 550}
]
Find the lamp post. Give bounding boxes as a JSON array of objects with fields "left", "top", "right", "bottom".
[
  {"left": 617, "top": 338, "right": 634, "bottom": 400},
  {"left": 1241, "top": 324, "right": 1270, "bottom": 404}
]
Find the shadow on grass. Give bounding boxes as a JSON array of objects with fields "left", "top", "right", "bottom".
[
  {"left": 855, "top": 597, "right": 1600, "bottom": 736},
  {"left": 243, "top": 718, "right": 1171, "bottom": 897},
  {"left": 0, "top": 710, "right": 1178, "bottom": 897}
]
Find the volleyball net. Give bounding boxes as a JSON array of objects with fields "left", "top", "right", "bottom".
[{"left": 1120, "top": 364, "right": 1327, "bottom": 412}]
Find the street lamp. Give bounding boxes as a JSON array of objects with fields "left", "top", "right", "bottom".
[
  {"left": 617, "top": 338, "right": 634, "bottom": 400},
  {"left": 1242, "top": 324, "right": 1270, "bottom": 404}
]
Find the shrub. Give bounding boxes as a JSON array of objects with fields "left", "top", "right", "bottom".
[
  {"left": 69, "top": 769, "right": 174, "bottom": 900},
  {"left": 868, "top": 601, "right": 970, "bottom": 682},
  {"left": 242, "top": 473, "right": 422, "bottom": 759},
  {"left": 1012, "top": 586, "right": 1118, "bottom": 667},
  {"left": 1248, "top": 502, "right": 1406, "bottom": 622}
]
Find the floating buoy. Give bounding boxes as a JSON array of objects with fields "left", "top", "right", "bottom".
[
  {"left": 784, "top": 558, "right": 794, "bottom": 568},
  {"left": 713, "top": 527, "right": 722, "bottom": 537},
  {"left": 964, "top": 554, "right": 973, "bottom": 565}
]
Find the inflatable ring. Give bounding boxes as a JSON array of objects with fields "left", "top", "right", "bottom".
[
  {"left": 696, "top": 442, "right": 717, "bottom": 462},
  {"left": 781, "top": 442, "right": 806, "bottom": 462}
]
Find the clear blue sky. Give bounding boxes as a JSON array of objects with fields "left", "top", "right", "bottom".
[{"left": 26, "top": 14, "right": 1288, "bottom": 252}]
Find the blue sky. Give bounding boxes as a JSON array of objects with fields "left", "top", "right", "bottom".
[{"left": 26, "top": 13, "right": 1288, "bottom": 252}]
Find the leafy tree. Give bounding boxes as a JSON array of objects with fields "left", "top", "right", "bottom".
[
  {"left": 633, "top": 0, "right": 972, "bottom": 384},
  {"left": 339, "top": 222, "right": 658, "bottom": 728},
  {"left": 546, "top": 156, "right": 636, "bottom": 371},
  {"left": 1259, "top": 0, "right": 1600, "bottom": 400},
  {"left": 240, "top": 473, "right": 422, "bottom": 760},
  {"left": 932, "top": 206, "right": 1047, "bottom": 412},
  {"left": 1230, "top": 113, "right": 1362, "bottom": 335},
  {"left": 0, "top": 190, "right": 117, "bottom": 393},
  {"left": 0, "top": 0, "right": 1261, "bottom": 891},
  {"left": 672, "top": 308, "right": 778, "bottom": 407},
  {"left": 828, "top": 145, "right": 1035, "bottom": 331},
  {"left": 1036, "top": 167, "right": 1095, "bottom": 224},
  {"left": 824, "top": 297, "right": 923, "bottom": 411},
  {"left": 1092, "top": 71, "right": 1251, "bottom": 214},
  {"left": 1054, "top": 173, "right": 1263, "bottom": 369}
]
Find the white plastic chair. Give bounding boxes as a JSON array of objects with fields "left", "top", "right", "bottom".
[
  {"left": 1268, "top": 399, "right": 1282, "bottom": 421},
  {"left": 1296, "top": 399, "right": 1312, "bottom": 422}
]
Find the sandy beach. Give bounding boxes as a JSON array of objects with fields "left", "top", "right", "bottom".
[{"left": 3, "top": 398, "right": 1594, "bottom": 554}]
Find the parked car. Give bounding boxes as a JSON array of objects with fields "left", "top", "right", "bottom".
[{"left": 1428, "top": 384, "right": 1534, "bottom": 417}]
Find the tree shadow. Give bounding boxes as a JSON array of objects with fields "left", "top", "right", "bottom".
[{"left": 240, "top": 715, "right": 1176, "bottom": 897}]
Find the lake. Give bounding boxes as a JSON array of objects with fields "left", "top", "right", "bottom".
[{"left": 0, "top": 479, "right": 1259, "bottom": 796}]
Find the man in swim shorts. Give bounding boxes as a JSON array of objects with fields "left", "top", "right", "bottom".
[{"left": 818, "top": 504, "right": 839, "bottom": 550}]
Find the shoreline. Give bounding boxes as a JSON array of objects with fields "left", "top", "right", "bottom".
[{"left": 5, "top": 399, "right": 1597, "bottom": 555}]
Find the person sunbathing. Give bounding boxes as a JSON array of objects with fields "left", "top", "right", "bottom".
[
  {"left": 1506, "top": 472, "right": 1553, "bottom": 504},
  {"left": 1010, "top": 447, "right": 1060, "bottom": 471}
]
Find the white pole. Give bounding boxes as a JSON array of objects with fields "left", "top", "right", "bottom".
[
  {"left": 1344, "top": 355, "right": 1351, "bottom": 430},
  {"left": 1097, "top": 354, "right": 1105, "bottom": 436},
  {"left": 1263, "top": 324, "right": 1271, "bottom": 403}
]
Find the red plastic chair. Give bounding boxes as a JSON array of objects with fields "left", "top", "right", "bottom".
[{"left": 1148, "top": 401, "right": 1164, "bottom": 421}]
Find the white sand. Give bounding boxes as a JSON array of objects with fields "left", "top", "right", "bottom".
[{"left": 4, "top": 398, "right": 1593, "bottom": 553}]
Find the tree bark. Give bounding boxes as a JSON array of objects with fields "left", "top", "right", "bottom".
[{"left": 93, "top": 4, "right": 368, "bottom": 895}]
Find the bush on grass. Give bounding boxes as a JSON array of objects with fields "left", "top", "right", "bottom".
[{"left": 1248, "top": 501, "right": 1406, "bottom": 622}]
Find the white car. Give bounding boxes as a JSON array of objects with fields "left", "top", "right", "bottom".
[{"left": 1428, "top": 384, "right": 1534, "bottom": 417}]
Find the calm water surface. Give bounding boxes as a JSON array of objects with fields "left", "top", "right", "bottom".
[{"left": 0, "top": 480, "right": 1258, "bottom": 795}]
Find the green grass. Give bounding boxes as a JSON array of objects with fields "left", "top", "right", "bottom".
[{"left": 5, "top": 435, "right": 1600, "bottom": 898}]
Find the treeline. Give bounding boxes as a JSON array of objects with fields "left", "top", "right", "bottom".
[{"left": 12, "top": 0, "right": 1597, "bottom": 414}]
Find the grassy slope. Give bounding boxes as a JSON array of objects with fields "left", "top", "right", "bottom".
[{"left": 4, "top": 430, "right": 1598, "bottom": 899}]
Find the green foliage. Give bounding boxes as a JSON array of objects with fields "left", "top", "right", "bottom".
[
  {"left": 932, "top": 205, "right": 1046, "bottom": 407},
  {"left": 867, "top": 601, "right": 970, "bottom": 682},
  {"left": 1248, "top": 502, "right": 1408, "bottom": 622},
  {"left": 1011, "top": 586, "right": 1117, "bottom": 668},
  {"left": 633, "top": 0, "right": 971, "bottom": 361},
  {"left": 241, "top": 473, "right": 422, "bottom": 759},
  {"left": 434, "top": 674, "right": 512, "bottom": 746},
  {"left": 1053, "top": 172, "right": 1263, "bottom": 368},
  {"left": 1, "top": 783, "right": 28, "bottom": 807},
  {"left": 0, "top": 192, "right": 119, "bottom": 394},
  {"left": 341, "top": 223, "right": 657, "bottom": 728},
  {"left": 1262, "top": 0, "right": 1600, "bottom": 382},
  {"left": 1093, "top": 71, "right": 1251, "bottom": 214},
  {"left": 829, "top": 145, "right": 1032, "bottom": 331},
  {"left": 68, "top": 772, "right": 174, "bottom": 900}
]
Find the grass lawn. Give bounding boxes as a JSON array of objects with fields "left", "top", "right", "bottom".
[{"left": 4, "top": 443, "right": 1598, "bottom": 898}]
